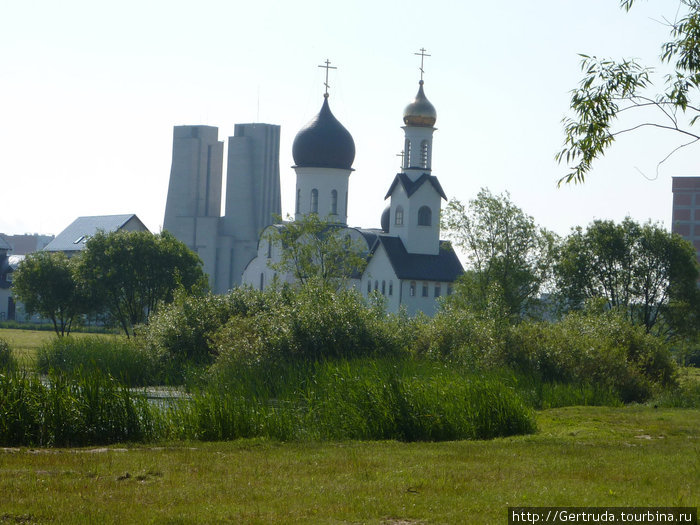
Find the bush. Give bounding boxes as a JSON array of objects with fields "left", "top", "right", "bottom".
[
  {"left": 37, "top": 336, "right": 163, "bottom": 387},
  {"left": 0, "top": 338, "right": 16, "bottom": 371},
  {"left": 210, "top": 282, "right": 406, "bottom": 366},
  {"left": 503, "top": 311, "right": 677, "bottom": 402}
]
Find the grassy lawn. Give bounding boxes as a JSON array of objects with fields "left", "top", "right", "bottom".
[
  {"left": 0, "top": 328, "right": 117, "bottom": 369},
  {"left": 0, "top": 406, "right": 697, "bottom": 524}
]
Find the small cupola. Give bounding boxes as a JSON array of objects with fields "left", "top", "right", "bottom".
[{"left": 403, "top": 80, "right": 437, "bottom": 128}]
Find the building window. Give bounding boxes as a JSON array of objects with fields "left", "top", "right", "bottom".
[
  {"left": 381, "top": 280, "right": 386, "bottom": 295},
  {"left": 330, "top": 190, "right": 338, "bottom": 215},
  {"left": 434, "top": 284, "right": 441, "bottom": 297},
  {"left": 296, "top": 188, "right": 301, "bottom": 213},
  {"left": 311, "top": 189, "right": 319, "bottom": 213},
  {"left": 420, "top": 140, "right": 430, "bottom": 169},
  {"left": 367, "top": 280, "right": 371, "bottom": 294},
  {"left": 259, "top": 273, "right": 264, "bottom": 291},
  {"left": 388, "top": 281, "right": 393, "bottom": 296},
  {"left": 395, "top": 206, "right": 404, "bottom": 226},
  {"left": 447, "top": 285, "right": 453, "bottom": 296},
  {"left": 418, "top": 206, "right": 432, "bottom": 226},
  {"left": 374, "top": 280, "right": 379, "bottom": 291},
  {"left": 404, "top": 138, "right": 411, "bottom": 168},
  {"left": 6, "top": 273, "right": 12, "bottom": 283},
  {"left": 410, "top": 281, "right": 416, "bottom": 296},
  {"left": 267, "top": 241, "right": 272, "bottom": 258},
  {"left": 422, "top": 282, "right": 428, "bottom": 297}
]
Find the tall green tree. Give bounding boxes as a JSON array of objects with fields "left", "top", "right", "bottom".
[
  {"left": 77, "top": 230, "right": 206, "bottom": 337},
  {"left": 264, "top": 214, "right": 368, "bottom": 290},
  {"left": 12, "top": 251, "right": 91, "bottom": 336},
  {"left": 557, "top": 0, "right": 700, "bottom": 183},
  {"left": 441, "top": 189, "right": 557, "bottom": 323},
  {"left": 555, "top": 218, "right": 700, "bottom": 337}
]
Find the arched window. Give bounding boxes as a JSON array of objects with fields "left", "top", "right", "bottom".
[
  {"left": 311, "top": 189, "right": 318, "bottom": 214},
  {"left": 374, "top": 280, "right": 379, "bottom": 291},
  {"left": 267, "top": 240, "right": 272, "bottom": 258},
  {"left": 404, "top": 139, "right": 411, "bottom": 168},
  {"left": 418, "top": 206, "right": 431, "bottom": 226},
  {"left": 381, "top": 280, "right": 386, "bottom": 295},
  {"left": 296, "top": 188, "right": 301, "bottom": 214},
  {"left": 330, "top": 189, "right": 338, "bottom": 215},
  {"left": 388, "top": 281, "right": 393, "bottom": 296},
  {"left": 395, "top": 206, "right": 404, "bottom": 226},
  {"left": 420, "top": 140, "right": 430, "bottom": 169},
  {"left": 367, "top": 280, "right": 371, "bottom": 294},
  {"left": 259, "top": 273, "right": 264, "bottom": 291}
]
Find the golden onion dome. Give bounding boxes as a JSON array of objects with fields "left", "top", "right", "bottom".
[{"left": 403, "top": 80, "right": 437, "bottom": 127}]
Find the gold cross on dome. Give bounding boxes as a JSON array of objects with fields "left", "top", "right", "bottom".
[
  {"left": 414, "top": 48, "right": 431, "bottom": 81},
  {"left": 318, "top": 59, "right": 337, "bottom": 96}
]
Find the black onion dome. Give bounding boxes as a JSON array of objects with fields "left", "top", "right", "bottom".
[
  {"left": 292, "top": 95, "right": 355, "bottom": 170},
  {"left": 380, "top": 205, "right": 391, "bottom": 232}
]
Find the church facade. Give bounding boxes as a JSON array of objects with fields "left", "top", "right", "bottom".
[{"left": 241, "top": 76, "right": 463, "bottom": 316}]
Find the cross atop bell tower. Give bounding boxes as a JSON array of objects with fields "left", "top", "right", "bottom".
[{"left": 318, "top": 59, "right": 337, "bottom": 97}]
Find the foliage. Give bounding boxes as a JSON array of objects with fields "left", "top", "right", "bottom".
[
  {"left": 209, "top": 280, "right": 403, "bottom": 365},
  {"left": 503, "top": 310, "right": 677, "bottom": 402},
  {"left": 77, "top": 230, "right": 206, "bottom": 337},
  {"left": 11, "top": 251, "right": 92, "bottom": 336},
  {"left": 174, "top": 358, "right": 536, "bottom": 442},
  {"left": 0, "top": 370, "right": 158, "bottom": 447},
  {"left": 36, "top": 336, "right": 163, "bottom": 387},
  {"left": 263, "top": 214, "right": 368, "bottom": 289},
  {"left": 0, "top": 338, "right": 16, "bottom": 371},
  {"left": 557, "top": 0, "right": 700, "bottom": 183},
  {"left": 555, "top": 218, "right": 700, "bottom": 338},
  {"left": 441, "top": 189, "right": 557, "bottom": 323},
  {"left": 142, "top": 287, "right": 274, "bottom": 366}
]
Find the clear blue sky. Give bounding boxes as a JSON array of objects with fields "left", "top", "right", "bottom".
[{"left": 1, "top": 0, "right": 695, "bottom": 241}]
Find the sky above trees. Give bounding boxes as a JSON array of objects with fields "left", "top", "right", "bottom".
[{"left": 1, "top": 0, "right": 694, "bottom": 241}]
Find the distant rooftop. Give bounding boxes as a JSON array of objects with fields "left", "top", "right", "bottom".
[{"left": 43, "top": 214, "right": 148, "bottom": 253}]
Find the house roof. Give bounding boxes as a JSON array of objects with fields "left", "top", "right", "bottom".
[
  {"left": 371, "top": 235, "right": 464, "bottom": 282},
  {"left": 43, "top": 214, "right": 148, "bottom": 252},
  {"left": 0, "top": 236, "right": 11, "bottom": 251},
  {"left": 384, "top": 173, "right": 447, "bottom": 201}
]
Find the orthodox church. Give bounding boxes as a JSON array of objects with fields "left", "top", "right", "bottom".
[{"left": 241, "top": 67, "right": 463, "bottom": 316}]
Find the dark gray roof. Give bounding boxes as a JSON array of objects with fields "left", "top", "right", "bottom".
[
  {"left": 43, "top": 214, "right": 148, "bottom": 252},
  {"left": 371, "top": 235, "right": 463, "bottom": 282},
  {"left": 292, "top": 96, "right": 355, "bottom": 170},
  {"left": 384, "top": 173, "right": 447, "bottom": 200},
  {"left": 0, "top": 237, "right": 10, "bottom": 251}
]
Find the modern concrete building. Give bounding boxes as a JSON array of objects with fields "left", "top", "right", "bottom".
[
  {"left": 163, "top": 123, "right": 281, "bottom": 293},
  {"left": 671, "top": 176, "right": 700, "bottom": 263},
  {"left": 242, "top": 75, "right": 463, "bottom": 316}
]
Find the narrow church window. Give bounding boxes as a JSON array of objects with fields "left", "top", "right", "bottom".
[
  {"left": 259, "top": 273, "right": 264, "bottom": 291},
  {"left": 311, "top": 189, "right": 319, "bottom": 213},
  {"left": 388, "top": 281, "right": 393, "bottom": 296},
  {"left": 374, "top": 280, "right": 378, "bottom": 291},
  {"left": 404, "top": 139, "right": 411, "bottom": 168},
  {"left": 418, "top": 206, "right": 431, "bottom": 226},
  {"left": 267, "top": 240, "right": 272, "bottom": 258},
  {"left": 410, "top": 281, "right": 416, "bottom": 296},
  {"left": 395, "top": 206, "right": 404, "bottom": 226},
  {"left": 420, "top": 140, "right": 430, "bottom": 169},
  {"left": 381, "top": 280, "right": 386, "bottom": 295},
  {"left": 330, "top": 190, "right": 338, "bottom": 215},
  {"left": 434, "top": 284, "right": 441, "bottom": 297},
  {"left": 422, "top": 282, "right": 429, "bottom": 297},
  {"left": 296, "top": 188, "right": 301, "bottom": 214},
  {"left": 367, "top": 281, "right": 371, "bottom": 294}
]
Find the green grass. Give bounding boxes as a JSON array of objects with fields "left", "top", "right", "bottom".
[
  {"left": 0, "top": 328, "right": 118, "bottom": 369},
  {"left": 0, "top": 406, "right": 696, "bottom": 524}
]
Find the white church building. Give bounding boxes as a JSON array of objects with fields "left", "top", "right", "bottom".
[{"left": 241, "top": 72, "right": 463, "bottom": 316}]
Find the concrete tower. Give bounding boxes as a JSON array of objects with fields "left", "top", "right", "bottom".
[{"left": 163, "top": 125, "right": 224, "bottom": 286}]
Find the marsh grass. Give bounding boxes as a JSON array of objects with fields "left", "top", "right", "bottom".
[
  {"left": 37, "top": 336, "right": 163, "bottom": 386},
  {"left": 0, "top": 370, "right": 158, "bottom": 447},
  {"left": 174, "top": 358, "right": 536, "bottom": 442}
]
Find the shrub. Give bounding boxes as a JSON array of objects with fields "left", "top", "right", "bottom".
[
  {"left": 504, "top": 311, "right": 677, "bottom": 402},
  {"left": 37, "top": 336, "right": 162, "bottom": 387},
  {"left": 210, "top": 282, "right": 406, "bottom": 366},
  {"left": 0, "top": 338, "right": 17, "bottom": 371}
]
